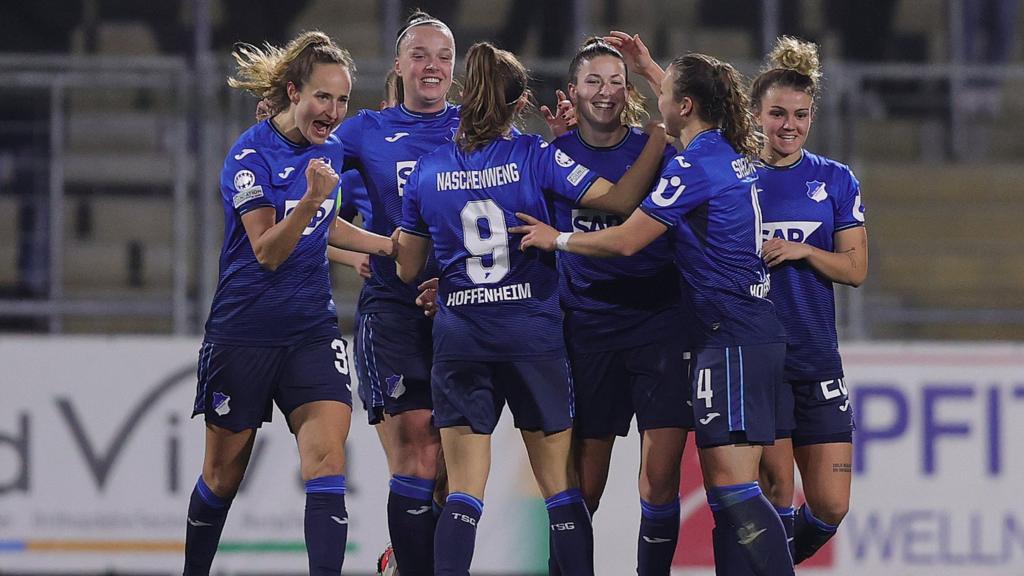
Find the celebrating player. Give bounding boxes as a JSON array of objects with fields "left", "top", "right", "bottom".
[
  {"left": 752, "top": 36, "right": 867, "bottom": 565},
  {"left": 335, "top": 11, "right": 459, "bottom": 574},
  {"left": 547, "top": 37, "right": 691, "bottom": 576},
  {"left": 395, "top": 42, "right": 669, "bottom": 576},
  {"left": 514, "top": 51, "right": 795, "bottom": 576},
  {"left": 185, "top": 31, "right": 395, "bottom": 576}
]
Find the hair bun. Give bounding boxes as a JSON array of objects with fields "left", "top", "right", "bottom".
[{"left": 769, "top": 36, "right": 821, "bottom": 83}]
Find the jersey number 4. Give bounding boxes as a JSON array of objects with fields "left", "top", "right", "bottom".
[{"left": 461, "top": 199, "right": 510, "bottom": 284}]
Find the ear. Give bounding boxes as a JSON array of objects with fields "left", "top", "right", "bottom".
[
  {"left": 286, "top": 81, "right": 300, "bottom": 105},
  {"left": 679, "top": 96, "right": 694, "bottom": 120},
  {"left": 567, "top": 83, "right": 578, "bottom": 104},
  {"left": 393, "top": 58, "right": 402, "bottom": 77}
]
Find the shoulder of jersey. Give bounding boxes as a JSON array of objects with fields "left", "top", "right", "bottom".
[{"left": 804, "top": 150, "right": 855, "bottom": 181}]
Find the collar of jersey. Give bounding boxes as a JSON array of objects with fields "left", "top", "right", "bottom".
[
  {"left": 266, "top": 118, "right": 309, "bottom": 149},
  {"left": 759, "top": 149, "right": 805, "bottom": 171},
  {"left": 573, "top": 127, "right": 631, "bottom": 151},
  {"left": 398, "top": 102, "right": 451, "bottom": 119},
  {"left": 684, "top": 128, "right": 721, "bottom": 151}
]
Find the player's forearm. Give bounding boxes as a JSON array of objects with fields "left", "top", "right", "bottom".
[
  {"left": 328, "top": 246, "right": 366, "bottom": 267},
  {"left": 395, "top": 232, "right": 429, "bottom": 284},
  {"left": 562, "top": 226, "right": 640, "bottom": 258},
  {"left": 329, "top": 218, "right": 394, "bottom": 257},
  {"left": 639, "top": 63, "right": 665, "bottom": 95},
  {"left": 252, "top": 199, "right": 320, "bottom": 271},
  {"left": 805, "top": 245, "right": 867, "bottom": 287},
  {"left": 603, "top": 133, "right": 667, "bottom": 215}
]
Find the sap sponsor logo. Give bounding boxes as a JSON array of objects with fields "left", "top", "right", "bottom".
[
  {"left": 854, "top": 382, "right": 1024, "bottom": 476},
  {"left": 650, "top": 176, "right": 685, "bottom": 207},
  {"left": 571, "top": 208, "right": 623, "bottom": 233},
  {"left": 761, "top": 221, "right": 822, "bottom": 244},
  {"left": 233, "top": 169, "right": 257, "bottom": 192},
  {"left": 396, "top": 161, "right": 417, "bottom": 197},
  {"left": 386, "top": 374, "right": 406, "bottom": 399},
  {"left": 551, "top": 522, "right": 576, "bottom": 531},
  {"left": 554, "top": 149, "right": 575, "bottom": 168},
  {"left": 277, "top": 166, "right": 295, "bottom": 179},
  {"left": 233, "top": 148, "right": 257, "bottom": 160},
  {"left": 284, "top": 199, "right": 335, "bottom": 236},
  {"left": 385, "top": 132, "right": 410, "bottom": 142},
  {"left": 232, "top": 186, "right": 264, "bottom": 209},
  {"left": 806, "top": 180, "right": 828, "bottom": 202},
  {"left": 452, "top": 512, "right": 477, "bottom": 526},
  {"left": 212, "top": 392, "right": 231, "bottom": 416}
]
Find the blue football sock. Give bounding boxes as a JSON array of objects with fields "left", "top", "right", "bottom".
[
  {"left": 775, "top": 506, "right": 796, "bottom": 559},
  {"left": 638, "top": 498, "right": 680, "bottom": 576},
  {"left": 183, "top": 475, "right": 232, "bottom": 576},
  {"left": 707, "top": 482, "right": 793, "bottom": 576},
  {"left": 304, "top": 475, "right": 348, "bottom": 575},
  {"left": 545, "top": 489, "right": 594, "bottom": 576},
  {"left": 792, "top": 504, "right": 838, "bottom": 564},
  {"left": 435, "top": 492, "right": 483, "bottom": 576},
  {"left": 387, "top": 474, "right": 437, "bottom": 576}
]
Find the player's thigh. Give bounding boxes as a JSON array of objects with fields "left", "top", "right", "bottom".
[
  {"left": 576, "top": 436, "right": 615, "bottom": 508},
  {"left": 794, "top": 442, "right": 852, "bottom": 523},
  {"left": 639, "top": 427, "right": 687, "bottom": 503},
  {"left": 377, "top": 408, "right": 441, "bottom": 478},
  {"left": 759, "top": 438, "right": 795, "bottom": 507}
]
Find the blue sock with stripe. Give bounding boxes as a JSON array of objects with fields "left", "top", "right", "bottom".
[
  {"left": 638, "top": 498, "right": 680, "bottom": 576},
  {"left": 707, "top": 482, "right": 793, "bottom": 576},
  {"left": 387, "top": 474, "right": 437, "bottom": 575},
  {"left": 184, "top": 475, "right": 232, "bottom": 575},
  {"left": 304, "top": 475, "right": 348, "bottom": 575},
  {"left": 775, "top": 506, "right": 796, "bottom": 559},
  {"left": 435, "top": 492, "right": 483, "bottom": 576},
  {"left": 545, "top": 489, "right": 594, "bottom": 576},
  {"left": 549, "top": 499, "right": 597, "bottom": 576},
  {"left": 792, "top": 503, "right": 838, "bottom": 565}
]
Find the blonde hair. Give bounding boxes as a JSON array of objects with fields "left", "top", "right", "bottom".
[
  {"left": 228, "top": 31, "right": 355, "bottom": 116},
  {"left": 751, "top": 36, "right": 822, "bottom": 112},
  {"left": 457, "top": 42, "right": 531, "bottom": 153},
  {"left": 568, "top": 37, "right": 648, "bottom": 128},
  {"left": 669, "top": 53, "right": 760, "bottom": 157}
]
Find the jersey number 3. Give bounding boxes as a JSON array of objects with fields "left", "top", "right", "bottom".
[{"left": 461, "top": 199, "right": 510, "bottom": 284}]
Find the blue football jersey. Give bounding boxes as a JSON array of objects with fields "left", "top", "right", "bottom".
[
  {"left": 338, "top": 103, "right": 461, "bottom": 316},
  {"left": 338, "top": 169, "right": 372, "bottom": 227},
  {"left": 401, "top": 133, "right": 600, "bottom": 361},
  {"left": 640, "top": 129, "right": 785, "bottom": 347},
  {"left": 204, "top": 119, "right": 341, "bottom": 346},
  {"left": 550, "top": 127, "right": 689, "bottom": 351},
  {"left": 757, "top": 150, "right": 865, "bottom": 380}
]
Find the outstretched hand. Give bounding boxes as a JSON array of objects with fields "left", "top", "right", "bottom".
[
  {"left": 509, "top": 212, "right": 560, "bottom": 252},
  {"left": 603, "top": 31, "right": 656, "bottom": 78},
  {"left": 540, "top": 89, "right": 577, "bottom": 138}
]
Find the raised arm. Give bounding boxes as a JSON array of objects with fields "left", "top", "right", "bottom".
[
  {"left": 574, "top": 123, "right": 667, "bottom": 216},
  {"left": 603, "top": 31, "right": 665, "bottom": 95},
  {"left": 243, "top": 158, "right": 338, "bottom": 272}
]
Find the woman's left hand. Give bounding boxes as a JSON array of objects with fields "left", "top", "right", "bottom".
[
  {"left": 509, "top": 212, "right": 559, "bottom": 252},
  {"left": 762, "top": 238, "right": 812, "bottom": 267}
]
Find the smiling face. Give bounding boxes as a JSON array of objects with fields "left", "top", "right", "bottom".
[
  {"left": 395, "top": 24, "right": 456, "bottom": 113},
  {"left": 288, "top": 62, "right": 351, "bottom": 145},
  {"left": 569, "top": 54, "right": 628, "bottom": 132},
  {"left": 757, "top": 85, "right": 813, "bottom": 164}
]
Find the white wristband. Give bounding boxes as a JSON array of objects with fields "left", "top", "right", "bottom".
[{"left": 555, "top": 232, "right": 573, "bottom": 251}]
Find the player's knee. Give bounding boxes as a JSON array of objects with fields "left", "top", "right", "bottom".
[
  {"left": 809, "top": 497, "right": 849, "bottom": 526},
  {"left": 639, "top": 464, "right": 680, "bottom": 504},
  {"left": 300, "top": 447, "right": 346, "bottom": 481},
  {"left": 201, "top": 467, "right": 244, "bottom": 498}
]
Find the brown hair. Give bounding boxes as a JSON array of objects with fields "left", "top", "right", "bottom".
[
  {"left": 457, "top": 42, "right": 531, "bottom": 153},
  {"left": 750, "top": 36, "right": 821, "bottom": 113},
  {"left": 384, "top": 70, "right": 404, "bottom": 103},
  {"left": 567, "top": 37, "right": 648, "bottom": 128},
  {"left": 669, "top": 53, "right": 759, "bottom": 156},
  {"left": 228, "top": 31, "right": 355, "bottom": 116},
  {"left": 395, "top": 9, "right": 454, "bottom": 55}
]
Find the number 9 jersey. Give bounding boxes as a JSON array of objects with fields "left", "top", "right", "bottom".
[{"left": 401, "top": 134, "right": 600, "bottom": 361}]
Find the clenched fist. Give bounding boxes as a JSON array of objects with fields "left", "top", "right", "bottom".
[{"left": 304, "top": 158, "right": 339, "bottom": 204}]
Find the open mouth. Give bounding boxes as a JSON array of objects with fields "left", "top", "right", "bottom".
[
  {"left": 312, "top": 120, "right": 332, "bottom": 139},
  {"left": 592, "top": 102, "right": 616, "bottom": 111},
  {"left": 422, "top": 77, "right": 443, "bottom": 87}
]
